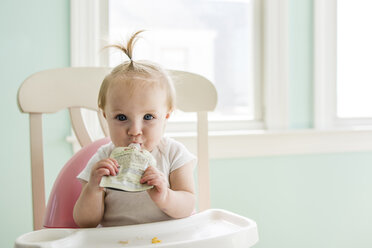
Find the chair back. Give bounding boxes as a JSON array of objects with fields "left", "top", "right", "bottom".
[{"left": 18, "top": 67, "right": 217, "bottom": 230}]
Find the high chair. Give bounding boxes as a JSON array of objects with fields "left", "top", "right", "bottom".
[{"left": 16, "top": 67, "right": 258, "bottom": 248}]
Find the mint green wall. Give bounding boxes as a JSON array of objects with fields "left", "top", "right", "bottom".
[
  {"left": 0, "top": 0, "right": 72, "bottom": 247},
  {"left": 211, "top": 153, "right": 372, "bottom": 248},
  {"left": 2, "top": 0, "right": 372, "bottom": 248},
  {"left": 289, "top": 0, "right": 313, "bottom": 129}
]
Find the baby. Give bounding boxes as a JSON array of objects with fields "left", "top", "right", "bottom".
[{"left": 73, "top": 31, "right": 196, "bottom": 227}]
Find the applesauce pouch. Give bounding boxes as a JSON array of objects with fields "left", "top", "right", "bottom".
[{"left": 99, "top": 143, "right": 155, "bottom": 192}]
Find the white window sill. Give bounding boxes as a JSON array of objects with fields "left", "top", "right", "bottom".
[
  {"left": 169, "top": 128, "right": 372, "bottom": 158},
  {"left": 67, "top": 128, "right": 372, "bottom": 158}
]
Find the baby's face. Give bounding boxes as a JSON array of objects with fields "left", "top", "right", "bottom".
[{"left": 103, "top": 81, "right": 170, "bottom": 152}]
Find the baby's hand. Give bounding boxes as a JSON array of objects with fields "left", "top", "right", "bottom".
[
  {"left": 140, "top": 166, "right": 168, "bottom": 203},
  {"left": 88, "top": 158, "right": 119, "bottom": 191}
]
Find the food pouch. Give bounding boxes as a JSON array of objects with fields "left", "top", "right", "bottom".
[{"left": 99, "top": 143, "right": 155, "bottom": 192}]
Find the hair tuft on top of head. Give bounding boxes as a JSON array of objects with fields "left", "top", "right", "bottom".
[{"left": 106, "top": 30, "right": 145, "bottom": 62}]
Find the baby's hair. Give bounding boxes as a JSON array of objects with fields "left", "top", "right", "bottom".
[
  {"left": 98, "top": 30, "right": 176, "bottom": 112},
  {"left": 107, "top": 30, "right": 143, "bottom": 63}
]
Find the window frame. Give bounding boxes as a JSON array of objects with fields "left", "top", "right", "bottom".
[
  {"left": 314, "top": 0, "right": 372, "bottom": 129},
  {"left": 68, "top": 0, "right": 372, "bottom": 158}
]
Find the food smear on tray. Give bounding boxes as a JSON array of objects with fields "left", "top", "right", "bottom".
[{"left": 152, "top": 237, "right": 162, "bottom": 244}]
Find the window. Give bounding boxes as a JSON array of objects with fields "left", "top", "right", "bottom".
[
  {"left": 107, "top": 0, "right": 262, "bottom": 131},
  {"left": 314, "top": 0, "right": 372, "bottom": 129},
  {"left": 337, "top": 0, "right": 372, "bottom": 119},
  {"left": 70, "top": 0, "right": 289, "bottom": 140},
  {"left": 67, "top": 0, "right": 372, "bottom": 157}
]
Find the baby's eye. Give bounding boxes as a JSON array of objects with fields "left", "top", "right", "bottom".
[
  {"left": 144, "top": 114, "right": 154, "bottom": 120},
  {"left": 115, "top": 114, "right": 127, "bottom": 121}
]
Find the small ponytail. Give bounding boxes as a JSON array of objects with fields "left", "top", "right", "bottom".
[{"left": 106, "top": 30, "right": 144, "bottom": 63}]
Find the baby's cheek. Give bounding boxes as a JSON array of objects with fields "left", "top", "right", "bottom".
[{"left": 148, "top": 137, "right": 163, "bottom": 151}]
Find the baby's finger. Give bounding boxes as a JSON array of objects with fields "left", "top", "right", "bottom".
[
  {"left": 97, "top": 161, "right": 118, "bottom": 176},
  {"left": 104, "top": 158, "right": 119, "bottom": 174},
  {"left": 144, "top": 165, "right": 157, "bottom": 173},
  {"left": 141, "top": 174, "right": 166, "bottom": 186},
  {"left": 108, "top": 158, "right": 120, "bottom": 168},
  {"left": 140, "top": 172, "right": 159, "bottom": 184},
  {"left": 96, "top": 167, "right": 111, "bottom": 177}
]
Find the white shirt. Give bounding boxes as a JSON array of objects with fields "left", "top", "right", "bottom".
[{"left": 77, "top": 136, "right": 196, "bottom": 226}]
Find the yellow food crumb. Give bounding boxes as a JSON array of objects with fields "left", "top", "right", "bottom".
[
  {"left": 152, "top": 237, "right": 161, "bottom": 244},
  {"left": 118, "top": 240, "right": 128, "bottom": 245}
]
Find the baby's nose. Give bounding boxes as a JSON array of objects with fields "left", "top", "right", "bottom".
[{"left": 128, "top": 122, "right": 142, "bottom": 136}]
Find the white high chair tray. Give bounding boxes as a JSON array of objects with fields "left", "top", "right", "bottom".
[{"left": 15, "top": 209, "right": 258, "bottom": 248}]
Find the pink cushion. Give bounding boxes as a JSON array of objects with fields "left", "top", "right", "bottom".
[{"left": 43, "top": 138, "right": 110, "bottom": 228}]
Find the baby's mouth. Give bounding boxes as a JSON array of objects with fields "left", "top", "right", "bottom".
[{"left": 130, "top": 141, "right": 143, "bottom": 147}]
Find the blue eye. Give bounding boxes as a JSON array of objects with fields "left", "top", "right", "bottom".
[
  {"left": 144, "top": 114, "right": 154, "bottom": 120},
  {"left": 116, "top": 114, "right": 127, "bottom": 121}
]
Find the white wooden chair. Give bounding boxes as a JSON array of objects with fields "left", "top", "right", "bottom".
[{"left": 17, "top": 67, "right": 217, "bottom": 230}]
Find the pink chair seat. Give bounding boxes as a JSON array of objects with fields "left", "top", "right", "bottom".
[{"left": 43, "top": 138, "right": 110, "bottom": 228}]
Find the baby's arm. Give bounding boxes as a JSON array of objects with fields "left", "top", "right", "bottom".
[
  {"left": 73, "top": 158, "right": 119, "bottom": 227},
  {"left": 141, "top": 161, "right": 195, "bottom": 218}
]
